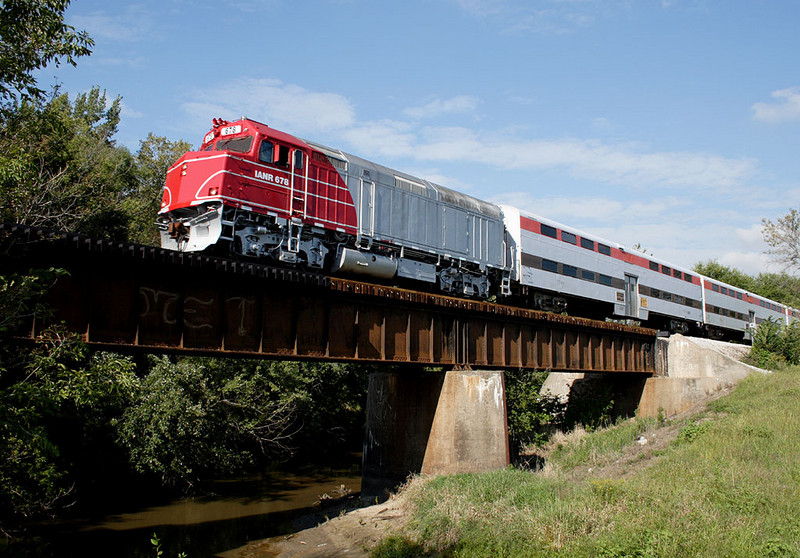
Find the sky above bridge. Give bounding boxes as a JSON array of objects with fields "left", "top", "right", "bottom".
[{"left": 43, "top": 0, "right": 800, "bottom": 276}]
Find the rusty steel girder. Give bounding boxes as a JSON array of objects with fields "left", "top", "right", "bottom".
[{"left": 1, "top": 225, "right": 656, "bottom": 372}]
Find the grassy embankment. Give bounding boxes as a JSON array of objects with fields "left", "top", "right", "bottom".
[{"left": 373, "top": 366, "right": 800, "bottom": 557}]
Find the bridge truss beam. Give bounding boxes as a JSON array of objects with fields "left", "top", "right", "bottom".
[{"left": 2, "top": 225, "right": 656, "bottom": 372}]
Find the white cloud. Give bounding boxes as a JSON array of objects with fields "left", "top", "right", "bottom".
[
  {"left": 370, "top": 130, "right": 756, "bottom": 191},
  {"left": 341, "top": 120, "right": 417, "bottom": 158},
  {"left": 120, "top": 100, "right": 144, "bottom": 119},
  {"left": 751, "top": 87, "right": 800, "bottom": 123},
  {"left": 448, "top": 0, "right": 506, "bottom": 17},
  {"left": 403, "top": 96, "right": 480, "bottom": 120},
  {"left": 70, "top": 6, "right": 155, "bottom": 43},
  {"left": 182, "top": 78, "right": 356, "bottom": 136}
]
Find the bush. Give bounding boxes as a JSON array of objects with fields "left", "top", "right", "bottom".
[
  {"left": 505, "top": 369, "right": 564, "bottom": 451},
  {"left": 750, "top": 319, "right": 800, "bottom": 368},
  {"left": 116, "top": 357, "right": 370, "bottom": 488},
  {"left": 116, "top": 357, "right": 298, "bottom": 488}
]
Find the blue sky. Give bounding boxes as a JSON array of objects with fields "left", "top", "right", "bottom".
[{"left": 41, "top": 0, "right": 800, "bottom": 276}]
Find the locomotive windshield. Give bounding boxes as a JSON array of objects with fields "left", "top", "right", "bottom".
[{"left": 215, "top": 135, "right": 253, "bottom": 153}]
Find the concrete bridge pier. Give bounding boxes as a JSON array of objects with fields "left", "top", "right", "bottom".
[{"left": 362, "top": 368, "right": 510, "bottom": 499}]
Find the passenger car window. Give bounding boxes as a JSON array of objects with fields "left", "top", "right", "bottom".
[
  {"left": 541, "top": 224, "right": 558, "bottom": 239},
  {"left": 561, "top": 231, "right": 577, "bottom": 245}
]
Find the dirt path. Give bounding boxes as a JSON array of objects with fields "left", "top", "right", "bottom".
[{"left": 220, "top": 493, "right": 407, "bottom": 557}]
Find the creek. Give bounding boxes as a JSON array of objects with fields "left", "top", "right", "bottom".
[{"left": 13, "top": 467, "right": 362, "bottom": 558}]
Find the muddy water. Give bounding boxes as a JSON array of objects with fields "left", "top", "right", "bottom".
[{"left": 20, "top": 469, "right": 361, "bottom": 558}]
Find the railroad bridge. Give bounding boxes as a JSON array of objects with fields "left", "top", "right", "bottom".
[{"left": 2, "top": 224, "right": 664, "bottom": 494}]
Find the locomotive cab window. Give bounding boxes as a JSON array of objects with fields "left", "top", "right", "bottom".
[
  {"left": 259, "top": 140, "right": 291, "bottom": 167},
  {"left": 293, "top": 150, "right": 304, "bottom": 170},
  {"left": 259, "top": 140, "right": 274, "bottom": 163}
]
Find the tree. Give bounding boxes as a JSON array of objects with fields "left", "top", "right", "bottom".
[
  {"left": 0, "top": 86, "right": 135, "bottom": 238},
  {"left": 0, "top": 0, "right": 93, "bottom": 102},
  {"left": 763, "top": 208, "right": 800, "bottom": 274},
  {"left": 117, "top": 357, "right": 298, "bottom": 488},
  {"left": 752, "top": 273, "right": 800, "bottom": 309},
  {"left": 124, "top": 134, "right": 192, "bottom": 245}
]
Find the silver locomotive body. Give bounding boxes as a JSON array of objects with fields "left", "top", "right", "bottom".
[{"left": 308, "top": 140, "right": 512, "bottom": 298}]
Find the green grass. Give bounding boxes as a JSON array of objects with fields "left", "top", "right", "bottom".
[{"left": 372, "top": 367, "right": 800, "bottom": 557}]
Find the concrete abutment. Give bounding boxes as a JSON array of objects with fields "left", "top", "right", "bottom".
[{"left": 362, "top": 368, "right": 509, "bottom": 498}]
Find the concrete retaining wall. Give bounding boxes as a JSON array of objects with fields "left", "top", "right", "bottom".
[{"left": 637, "top": 334, "right": 766, "bottom": 417}]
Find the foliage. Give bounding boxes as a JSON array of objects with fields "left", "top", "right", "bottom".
[
  {"left": 116, "top": 357, "right": 296, "bottom": 488},
  {"left": 0, "top": 329, "right": 138, "bottom": 526},
  {"left": 116, "top": 357, "right": 369, "bottom": 488},
  {"left": 150, "top": 532, "right": 187, "bottom": 558},
  {"left": 124, "top": 134, "right": 192, "bottom": 245},
  {"left": 0, "top": 86, "right": 136, "bottom": 237},
  {"left": 763, "top": 208, "right": 800, "bottom": 274},
  {"left": 270, "top": 360, "right": 370, "bottom": 460},
  {"left": 505, "top": 369, "right": 564, "bottom": 450},
  {"left": 0, "top": 0, "right": 93, "bottom": 103},
  {"left": 749, "top": 318, "right": 800, "bottom": 369},
  {"left": 750, "top": 272, "right": 800, "bottom": 309}
]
